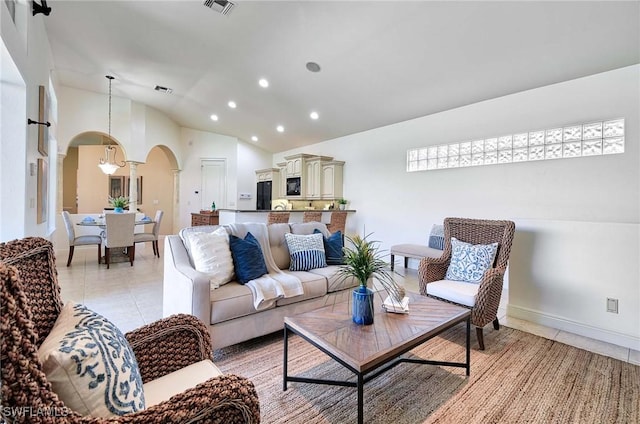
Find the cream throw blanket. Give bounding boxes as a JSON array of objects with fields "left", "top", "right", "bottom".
[{"left": 228, "top": 223, "right": 303, "bottom": 310}]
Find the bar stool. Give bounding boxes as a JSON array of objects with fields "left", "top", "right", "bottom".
[
  {"left": 327, "top": 211, "right": 347, "bottom": 234},
  {"left": 302, "top": 211, "right": 322, "bottom": 223},
  {"left": 267, "top": 211, "right": 290, "bottom": 224}
]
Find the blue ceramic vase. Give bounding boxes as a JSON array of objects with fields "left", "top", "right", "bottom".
[
  {"left": 352, "top": 285, "right": 374, "bottom": 325},
  {"left": 114, "top": 207, "right": 124, "bottom": 213}
]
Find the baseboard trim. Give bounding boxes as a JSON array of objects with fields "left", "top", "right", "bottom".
[{"left": 507, "top": 304, "right": 640, "bottom": 351}]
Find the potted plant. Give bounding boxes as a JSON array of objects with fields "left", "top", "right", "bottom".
[
  {"left": 337, "top": 198, "right": 348, "bottom": 210},
  {"left": 336, "top": 233, "right": 404, "bottom": 325},
  {"left": 109, "top": 196, "right": 129, "bottom": 213}
]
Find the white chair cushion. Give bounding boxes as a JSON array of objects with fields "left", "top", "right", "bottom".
[
  {"left": 143, "top": 360, "right": 223, "bottom": 407},
  {"left": 426, "top": 279, "right": 479, "bottom": 307}
]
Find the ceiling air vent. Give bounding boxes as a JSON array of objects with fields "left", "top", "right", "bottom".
[
  {"left": 203, "top": 0, "right": 235, "bottom": 16},
  {"left": 154, "top": 85, "right": 173, "bottom": 94}
]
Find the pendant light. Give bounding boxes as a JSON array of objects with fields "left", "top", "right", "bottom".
[{"left": 98, "top": 75, "right": 125, "bottom": 175}]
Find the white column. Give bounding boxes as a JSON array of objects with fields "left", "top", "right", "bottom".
[
  {"left": 172, "top": 169, "right": 180, "bottom": 233},
  {"left": 127, "top": 161, "right": 140, "bottom": 212}
]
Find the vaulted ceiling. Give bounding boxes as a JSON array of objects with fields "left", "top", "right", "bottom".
[{"left": 44, "top": 1, "right": 640, "bottom": 153}]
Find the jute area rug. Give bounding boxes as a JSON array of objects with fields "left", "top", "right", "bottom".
[{"left": 214, "top": 323, "right": 639, "bottom": 424}]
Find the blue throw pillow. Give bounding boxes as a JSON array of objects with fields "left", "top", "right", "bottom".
[
  {"left": 444, "top": 237, "right": 498, "bottom": 283},
  {"left": 428, "top": 224, "right": 445, "bottom": 250},
  {"left": 314, "top": 229, "right": 344, "bottom": 265},
  {"left": 229, "top": 232, "right": 268, "bottom": 284},
  {"left": 285, "top": 233, "right": 327, "bottom": 271}
]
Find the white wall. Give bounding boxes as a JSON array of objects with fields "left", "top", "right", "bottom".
[
  {"left": 177, "top": 128, "right": 272, "bottom": 229},
  {"left": 1, "top": 1, "right": 57, "bottom": 241},
  {"left": 274, "top": 65, "right": 640, "bottom": 349}
]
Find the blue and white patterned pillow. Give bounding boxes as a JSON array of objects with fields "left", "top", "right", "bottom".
[
  {"left": 444, "top": 237, "right": 498, "bottom": 283},
  {"left": 37, "top": 303, "right": 145, "bottom": 417},
  {"left": 428, "top": 224, "right": 445, "bottom": 250},
  {"left": 285, "top": 232, "right": 327, "bottom": 271}
]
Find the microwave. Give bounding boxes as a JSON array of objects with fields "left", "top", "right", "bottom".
[{"left": 286, "top": 177, "right": 301, "bottom": 196}]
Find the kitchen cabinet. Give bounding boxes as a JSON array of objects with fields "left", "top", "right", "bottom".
[
  {"left": 286, "top": 157, "right": 304, "bottom": 177},
  {"left": 321, "top": 161, "right": 344, "bottom": 199},
  {"left": 305, "top": 159, "right": 322, "bottom": 199},
  {"left": 276, "top": 162, "right": 287, "bottom": 198}
]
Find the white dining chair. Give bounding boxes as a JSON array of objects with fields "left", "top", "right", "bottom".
[
  {"left": 61, "top": 211, "right": 102, "bottom": 267},
  {"left": 102, "top": 213, "right": 135, "bottom": 269},
  {"left": 134, "top": 210, "right": 163, "bottom": 257}
]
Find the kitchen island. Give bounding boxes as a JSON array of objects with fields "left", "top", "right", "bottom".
[{"left": 217, "top": 209, "right": 356, "bottom": 226}]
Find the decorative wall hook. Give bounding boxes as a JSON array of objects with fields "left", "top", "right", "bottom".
[
  {"left": 32, "top": 0, "right": 52, "bottom": 16},
  {"left": 28, "top": 118, "right": 51, "bottom": 127}
]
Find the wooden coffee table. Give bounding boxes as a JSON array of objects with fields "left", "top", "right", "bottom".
[{"left": 283, "top": 292, "right": 471, "bottom": 424}]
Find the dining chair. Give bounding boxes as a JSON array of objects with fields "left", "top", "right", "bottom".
[
  {"left": 102, "top": 213, "right": 135, "bottom": 268},
  {"left": 302, "top": 211, "right": 323, "bottom": 223},
  {"left": 134, "top": 210, "right": 163, "bottom": 257},
  {"left": 61, "top": 211, "right": 102, "bottom": 266}
]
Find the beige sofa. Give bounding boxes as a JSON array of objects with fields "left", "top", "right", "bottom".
[{"left": 163, "top": 222, "right": 357, "bottom": 349}]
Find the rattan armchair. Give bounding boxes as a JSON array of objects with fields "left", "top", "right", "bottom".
[
  {"left": 418, "top": 217, "right": 515, "bottom": 350},
  {"left": 0, "top": 237, "right": 260, "bottom": 424}
]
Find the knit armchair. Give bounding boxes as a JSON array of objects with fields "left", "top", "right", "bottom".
[
  {"left": 418, "top": 218, "right": 515, "bottom": 350},
  {"left": 0, "top": 237, "right": 260, "bottom": 424}
]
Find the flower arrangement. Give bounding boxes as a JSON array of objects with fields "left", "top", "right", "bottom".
[{"left": 109, "top": 196, "right": 129, "bottom": 209}]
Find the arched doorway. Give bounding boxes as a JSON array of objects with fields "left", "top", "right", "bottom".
[{"left": 62, "top": 134, "right": 178, "bottom": 234}]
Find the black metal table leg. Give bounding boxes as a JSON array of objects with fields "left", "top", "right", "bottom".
[
  {"left": 465, "top": 316, "right": 471, "bottom": 376},
  {"left": 283, "top": 326, "right": 289, "bottom": 391},
  {"left": 357, "top": 373, "right": 364, "bottom": 424}
]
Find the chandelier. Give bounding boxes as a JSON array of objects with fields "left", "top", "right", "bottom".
[{"left": 98, "top": 75, "right": 125, "bottom": 175}]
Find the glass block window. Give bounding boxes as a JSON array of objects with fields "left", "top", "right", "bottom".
[{"left": 406, "top": 118, "right": 624, "bottom": 172}]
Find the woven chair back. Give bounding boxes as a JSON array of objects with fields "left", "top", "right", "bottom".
[{"left": 443, "top": 217, "right": 515, "bottom": 269}]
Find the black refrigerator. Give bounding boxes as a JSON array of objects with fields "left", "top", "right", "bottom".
[{"left": 256, "top": 181, "right": 272, "bottom": 210}]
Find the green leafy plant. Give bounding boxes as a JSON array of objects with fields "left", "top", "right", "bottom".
[
  {"left": 337, "top": 198, "right": 348, "bottom": 205},
  {"left": 109, "top": 196, "right": 129, "bottom": 208},
  {"left": 336, "top": 233, "right": 404, "bottom": 302}
]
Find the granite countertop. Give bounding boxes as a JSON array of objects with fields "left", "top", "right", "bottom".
[{"left": 218, "top": 209, "right": 356, "bottom": 213}]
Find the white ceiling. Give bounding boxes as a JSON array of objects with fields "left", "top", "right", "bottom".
[{"left": 44, "top": 1, "right": 639, "bottom": 153}]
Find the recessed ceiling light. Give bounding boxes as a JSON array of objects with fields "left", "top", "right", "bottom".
[
  {"left": 228, "top": 101, "right": 237, "bottom": 109},
  {"left": 251, "top": 136, "right": 258, "bottom": 142},
  {"left": 276, "top": 125, "right": 284, "bottom": 133},
  {"left": 306, "top": 62, "right": 321, "bottom": 72},
  {"left": 210, "top": 114, "right": 219, "bottom": 121},
  {"left": 258, "top": 78, "right": 269, "bottom": 88},
  {"left": 310, "top": 111, "right": 319, "bottom": 120}
]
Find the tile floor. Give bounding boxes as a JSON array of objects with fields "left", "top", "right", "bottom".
[{"left": 54, "top": 239, "right": 639, "bottom": 365}]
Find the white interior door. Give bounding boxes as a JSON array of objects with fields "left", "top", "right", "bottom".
[{"left": 201, "top": 159, "right": 226, "bottom": 210}]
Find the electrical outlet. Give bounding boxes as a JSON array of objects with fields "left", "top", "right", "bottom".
[
  {"left": 239, "top": 193, "right": 252, "bottom": 199},
  {"left": 606, "top": 298, "right": 618, "bottom": 314}
]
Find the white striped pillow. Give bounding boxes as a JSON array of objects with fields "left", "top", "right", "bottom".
[{"left": 284, "top": 233, "right": 327, "bottom": 271}]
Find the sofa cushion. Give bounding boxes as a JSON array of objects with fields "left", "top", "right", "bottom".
[
  {"left": 144, "top": 360, "right": 223, "bottom": 407},
  {"left": 445, "top": 237, "right": 498, "bottom": 283},
  {"left": 185, "top": 228, "right": 234, "bottom": 289},
  {"left": 290, "top": 222, "right": 329, "bottom": 236},
  {"left": 314, "top": 229, "right": 344, "bottom": 265},
  {"left": 38, "top": 303, "right": 145, "bottom": 417},
  {"left": 307, "top": 265, "right": 358, "bottom": 293},
  {"left": 179, "top": 225, "right": 221, "bottom": 264},
  {"left": 210, "top": 282, "right": 274, "bottom": 324},
  {"left": 276, "top": 270, "right": 327, "bottom": 306},
  {"left": 426, "top": 279, "right": 479, "bottom": 307},
  {"left": 284, "top": 232, "right": 327, "bottom": 271},
  {"left": 267, "top": 223, "right": 292, "bottom": 270},
  {"left": 229, "top": 232, "right": 268, "bottom": 284}
]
